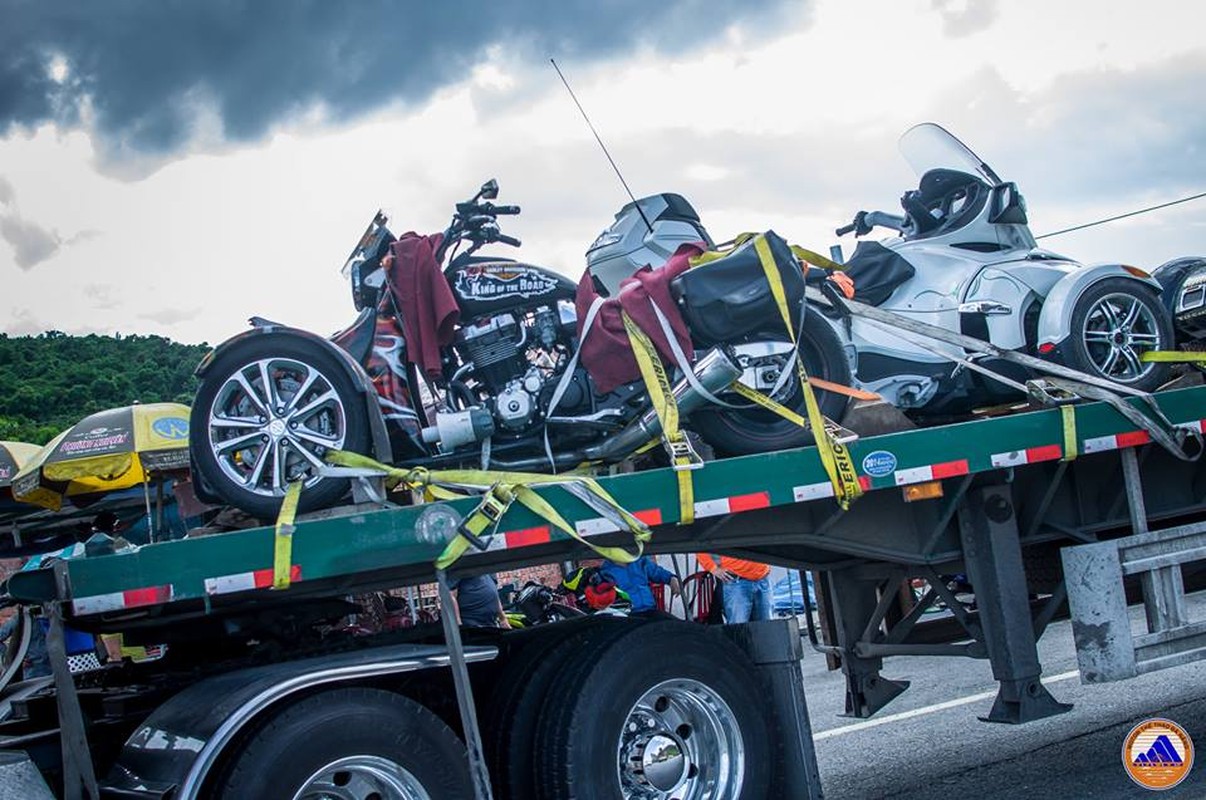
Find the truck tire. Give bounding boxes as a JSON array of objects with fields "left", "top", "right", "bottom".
[
  {"left": 209, "top": 687, "right": 471, "bottom": 799},
  {"left": 484, "top": 617, "right": 632, "bottom": 800},
  {"left": 534, "top": 620, "right": 773, "bottom": 800},
  {"left": 191, "top": 335, "right": 372, "bottom": 520}
]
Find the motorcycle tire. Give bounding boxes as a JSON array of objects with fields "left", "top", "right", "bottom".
[
  {"left": 694, "top": 313, "right": 852, "bottom": 457},
  {"left": 190, "top": 335, "right": 371, "bottom": 520},
  {"left": 1058, "top": 277, "right": 1173, "bottom": 393}
]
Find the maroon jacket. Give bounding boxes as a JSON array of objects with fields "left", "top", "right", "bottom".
[
  {"left": 388, "top": 232, "right": 460, "bottom": 378},
  {"left": 576, "top": 242, "right": 703, "bottom": 394}
]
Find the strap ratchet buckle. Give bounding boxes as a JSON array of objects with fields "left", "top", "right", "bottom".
[
  {"left": 1026, "top": 379, "right": 1080, "bottom": 407},
  {"left": 455, "top": 484, "right": 512, "bottom": 552},
  {"left": 665, "top": 435, "right": 704, "bottom": 471}
]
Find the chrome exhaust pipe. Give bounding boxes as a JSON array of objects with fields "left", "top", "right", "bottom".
[
  {"left": 491, "top": 347, "right": 741, "bottom": 471},
  {"left": 583, "top": 346, "right": 741, "bottom": 463}
]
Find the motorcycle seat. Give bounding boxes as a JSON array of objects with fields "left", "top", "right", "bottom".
[{"left": 329, "top": 306, "right": 377, "bottom": 363}]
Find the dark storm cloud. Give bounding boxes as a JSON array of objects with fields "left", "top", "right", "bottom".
[{"left": 0, "top": 0, "right": 793, "bottom": 163}]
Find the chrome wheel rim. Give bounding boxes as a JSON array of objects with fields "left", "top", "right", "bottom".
[
  {"left": 616, "top": 678, "right": 744, "bottom": 800},
  {"left": 292, "top": 755, "right": 431, "bottom": 800},
  {"left": 1081, "top": 292, "right": 1163, "bottom": 382},
  {"left": 207, "top": 357, "right": 347, "bottom": 498}
]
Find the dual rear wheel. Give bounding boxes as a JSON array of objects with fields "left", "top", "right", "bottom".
[{"left": 209, "top": 621, "right": 773, "bottom": 800}]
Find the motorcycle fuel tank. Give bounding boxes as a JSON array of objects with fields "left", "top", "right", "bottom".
[{"left": 447, "top": 259, "right": 576, "bottom": 318}]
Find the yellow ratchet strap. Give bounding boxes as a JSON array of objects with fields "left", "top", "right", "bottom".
[
  {"left": 272, "top": 480, "right": 302, "bottom": 589},
  {"left": 1140, "top": 351, "right": 1206, "bottom": 363},
  {"left": 751, "top": 234, "right": 863, "bottom": 509},
  {"left": 324, "top": 450, "right": 651, "bottom": 569},
  {"left": 1061, "top": 404, "right": 1079, "bottom": 462},
  {"left": 621, "top": 310, "right": 701, "bottom": 526}
]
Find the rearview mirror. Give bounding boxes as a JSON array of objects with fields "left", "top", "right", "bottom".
[
  {"left": 479, "top": 179, "right": 499, "bottom": 200},
  {"left": 989, "top": 182, "right": 1027, "bottom": 225}
]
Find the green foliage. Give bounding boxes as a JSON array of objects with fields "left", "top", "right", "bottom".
[{"left": 0, "top": 332, "right": 210, "bottom": 444}]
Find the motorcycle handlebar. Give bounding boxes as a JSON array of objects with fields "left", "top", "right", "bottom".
[
  {"left": 835, "top": 210, "right": 907, "bottom": 237},
  {"left": 491, "top": 204, "right": 521, "bottom": 215},
  {"left": 497, "top": 233, "right": 522, "bottom": 247}
]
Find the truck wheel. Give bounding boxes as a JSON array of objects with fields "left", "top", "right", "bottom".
[
  {"left": 697, "top": 315, "right": 851, "bottom": 456},
  {"left": 210, "top": 687, "right": 471, "bottom": 799},
  {"left": 191, "top": 336, "right": 371, "bottom": 519},
  {"left": 1059, "top": 278, "right": 1173, "bottom": 392},
  {"left": 535, "top": 620, "right": 773, "bottom": 800},
  {"left": 484, "top": 618, "right": 631, "bottom": 800}
]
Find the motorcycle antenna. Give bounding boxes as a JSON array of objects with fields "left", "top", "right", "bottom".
[{"left": 551, "top": 58, "right": 654, "bottom": 234}]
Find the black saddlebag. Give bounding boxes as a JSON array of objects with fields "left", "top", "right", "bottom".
[{"left": 670, "top": 231, "right": 806, "bottom": 346}]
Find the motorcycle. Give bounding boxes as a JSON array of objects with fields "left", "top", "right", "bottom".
[
  {"left": 825, "top": 122, "right": 1186, "bottom": 414},
  {"left": 189, "top": 180, "right": 837, "bottom": 517},
  {"left": 501, "top": 581, "right": 582, "bottom": 629},
  {"left": 589, "top": 123, "right": 1196, "bottom": 419}
]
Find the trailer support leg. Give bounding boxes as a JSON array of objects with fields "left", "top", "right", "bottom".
[
  {"left": 723, "top": 618, "right": 824, "bottom": 800},
  {"left": 827, "top": 568, "right": 909, "bottom": 718},
  {"left": 436, "top": 570, "right": 494, "bottom": 800},
  {"left": 958, "top": 485, "right": 1072, "bottom": 724}
]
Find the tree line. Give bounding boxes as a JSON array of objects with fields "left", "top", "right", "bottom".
[{"left": 0, "top": 331, "right": 210, "bottom": 444}]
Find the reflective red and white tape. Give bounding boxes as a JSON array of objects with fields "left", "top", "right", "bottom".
[
  {"left": 204, "top": 565, "right": 302, "bottom": 596},
  {"left": 72, "top": 585, "right": 172, "bottom": 616}
]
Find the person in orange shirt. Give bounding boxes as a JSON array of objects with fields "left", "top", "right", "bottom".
[{"left": 696, "top": 554, "right": 772, "bottom": 623}]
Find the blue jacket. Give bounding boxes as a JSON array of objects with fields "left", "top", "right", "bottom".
[{"left": 600, "top": 557, "right": 675, "bottom": 612}]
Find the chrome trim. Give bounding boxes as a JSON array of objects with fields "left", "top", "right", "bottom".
[{"left": 177, "top": 649, "right": 497, "bottom": 800}]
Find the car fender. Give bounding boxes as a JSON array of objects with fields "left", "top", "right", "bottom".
[
  {"left": 1036, "top": 265, "right": 1161, "bottom": 349},
  {"left": 194, "top": 321, "right": 393, "bottom": 467}
]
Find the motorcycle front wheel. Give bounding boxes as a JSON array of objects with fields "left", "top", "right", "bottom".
[
  {"left": 693, "top": 313, "right": 852, "bottom": 457},
  {"left": 190, "top": 335, "right": 371, "bottom": 519}
]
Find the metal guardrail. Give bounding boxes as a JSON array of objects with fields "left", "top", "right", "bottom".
[{"left": 1062, "top": 449, "right": 1206, "bottom": 682}]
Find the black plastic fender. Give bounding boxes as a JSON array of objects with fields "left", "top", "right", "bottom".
[
  {"left": 191, "top": 320, "right": 393, "bottom": 503},
  {"left": 101, "top": 644, "right": 497, "bottom": 800}
]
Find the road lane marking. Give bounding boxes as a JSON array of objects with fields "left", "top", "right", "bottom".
[{"left": 813, "top": 669, "right": 1081, "bottom": 740}]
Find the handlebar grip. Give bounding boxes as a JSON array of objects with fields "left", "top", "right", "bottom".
[
  {"left": 497, "top": 233, "right": 522, "bottom": 247},
  {"left": 835, "top": 223, "right": 856, "bottom": 237},
  {"left": 492, "top": 204, "right": 521, "bottom": 215}
]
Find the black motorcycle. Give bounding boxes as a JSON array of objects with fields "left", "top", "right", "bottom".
[{"left": 189, "top": 180, "right": 846, "bottom": 517}]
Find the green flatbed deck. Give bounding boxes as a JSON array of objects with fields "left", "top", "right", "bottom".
[{"left": 8, "top": 385, "right": 1206, "bottom": 628}]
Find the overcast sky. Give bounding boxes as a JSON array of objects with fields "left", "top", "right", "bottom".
[{"left": 2, "top": 0, "right": 1204, "bottom": 344}]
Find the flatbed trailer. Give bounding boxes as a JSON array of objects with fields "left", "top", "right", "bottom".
[{"left": 2, "top": 383, "right": 1206, "bottom": 799}]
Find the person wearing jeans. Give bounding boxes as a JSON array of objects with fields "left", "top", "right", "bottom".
[{"left": 696, "top": 554, "right": 772, "bottom": 623}]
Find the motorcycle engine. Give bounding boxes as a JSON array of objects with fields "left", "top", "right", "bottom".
[{"left": 455, "top": 304, "right": 584, "bottom": 433}]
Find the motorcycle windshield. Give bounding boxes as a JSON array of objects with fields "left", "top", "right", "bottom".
[{"left": 898, "top": 123, "right": 1003, "bottom": 186}]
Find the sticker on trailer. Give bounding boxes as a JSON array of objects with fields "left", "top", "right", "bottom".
[{"left": 861, "top": 450, "right": 897, "bottom": 478}]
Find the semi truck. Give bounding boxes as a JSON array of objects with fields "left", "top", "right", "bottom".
[{"left": 1, "top": 380, "right": 1204, "bottom": 799}]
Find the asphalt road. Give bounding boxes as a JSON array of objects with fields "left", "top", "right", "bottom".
[{"left": 800, "top": 592, "right": 1206, "bottom": 799}]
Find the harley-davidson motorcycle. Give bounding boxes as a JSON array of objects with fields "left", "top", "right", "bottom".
[
  {"left": 590, "top": 123, "right": 1205, "bottom": 418},
  {"left": 189, "top": 181, "right": 842, "bottom": 517}
]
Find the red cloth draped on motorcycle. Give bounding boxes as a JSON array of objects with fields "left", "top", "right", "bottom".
[
  {"left": 388, "top": 232, "right": 460, "bottom": 378},
  {"left": 576, "top": 242, "right": 702, "bottom": 394}
]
